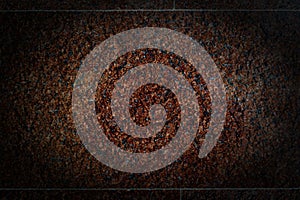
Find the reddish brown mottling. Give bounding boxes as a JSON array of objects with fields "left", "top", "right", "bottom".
[{"left": 0, "top": 10, "right": 299, "bottom": 195}]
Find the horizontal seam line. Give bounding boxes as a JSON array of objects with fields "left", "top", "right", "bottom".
[
  {"left": 0, "top": 188, "right": 299, "bottom": 191},
  {"left": 0, "top": 9, "right": 299, "bottom": 12}
]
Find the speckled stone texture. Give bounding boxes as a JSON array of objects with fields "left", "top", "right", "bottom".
[{"left": 0, "top": 4, "right": 299, "bottom": 200}]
